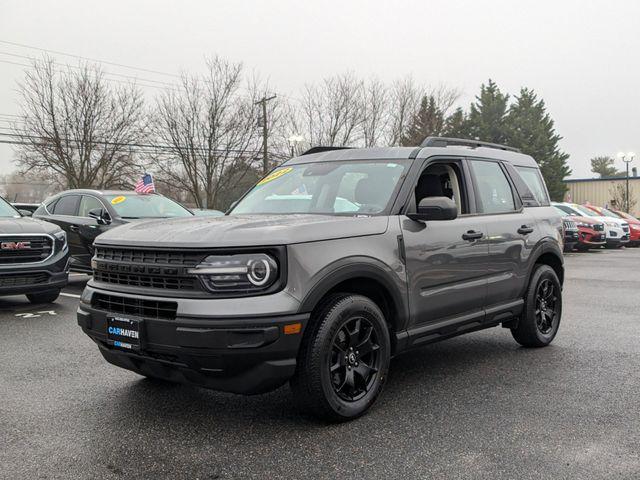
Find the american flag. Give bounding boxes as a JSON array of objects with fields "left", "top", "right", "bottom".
[{"left": 134, "top": 173, "right": 155, "bottom": 194}]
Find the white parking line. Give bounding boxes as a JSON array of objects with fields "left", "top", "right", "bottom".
[{"left": 60, "top": 292, "right": 81, "bottom": 299}]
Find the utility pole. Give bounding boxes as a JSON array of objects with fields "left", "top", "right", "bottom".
[
  {"left": 619, "top": 152, "right": 635, "bottom": 212},
  {"left": 256, "top": 95, "right": 277, "bottom": 175}
]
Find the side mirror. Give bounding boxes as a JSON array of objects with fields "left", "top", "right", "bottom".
[
  {"left": 88, "top": 208, "right": 111, "bottom": 225},
  {"left": 408, "top": 196, "right": 458, "bottom": 222},
  {"left": 18, "top": 209, "right": 33, "bottom": 217}
]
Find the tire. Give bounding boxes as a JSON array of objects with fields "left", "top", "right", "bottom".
[
  {"left": 511, "top": 265, "right": 562, "bottom": 348},
  {"left": 290, "top": 294, "right": 391, "bottom": 422},
  {"left": 26, "top": 289, "right": 61, "bottom": 304}
]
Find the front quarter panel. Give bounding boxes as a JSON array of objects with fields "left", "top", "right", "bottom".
[{"left": 289, "top": 217, "right": 409, "bottom": 329}]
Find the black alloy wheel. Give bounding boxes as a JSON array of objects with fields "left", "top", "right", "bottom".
[{"left": 329, "top": 316, "right": 381, "bottom": 402}]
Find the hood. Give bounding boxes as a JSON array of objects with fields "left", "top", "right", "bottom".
[
  {"left": 0, "top": 216, "right": 62, "bottom": 235},
  {"left": 96, "top": 214, "right": 390, "bottom": 248},
  {"left": 589, "top": 215, "right": 627, "bottom": 226},
  {"left": 567, "top": 215, "right": 602, "bottom": 226}
]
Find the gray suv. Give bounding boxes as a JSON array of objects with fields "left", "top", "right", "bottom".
[{"left": 77, "top": 137, "right": 564, "bottom": 421}]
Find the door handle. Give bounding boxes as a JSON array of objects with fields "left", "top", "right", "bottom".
[
  {"left": 69, "top": 225, "right": 79, "bottom": 232},
  {"left": 517, "top": 225, "right": 534, "bottom": 235},
  {"left": 462, "top": 230, "right": 483, "bottom": 241}
]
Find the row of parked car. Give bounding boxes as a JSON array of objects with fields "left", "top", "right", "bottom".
[
  {"left": 0, "top": 190, "right": 222, "bottom": 304},
  {"left": 554, "top": 202, "right": 639, "bottom": 251}
]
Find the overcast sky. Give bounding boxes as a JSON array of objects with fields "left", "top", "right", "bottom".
[{"left": 1, "top": 0, "right": 639, "bottom": 178}]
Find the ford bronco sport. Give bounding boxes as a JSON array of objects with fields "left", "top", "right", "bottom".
[{"left": 77, "top": 137, "right": 564, "bottom": 421}]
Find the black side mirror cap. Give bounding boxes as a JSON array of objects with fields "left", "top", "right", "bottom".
[
  {"left": 88, "top": 208, "right": 111, "bottom": 225},
  {"left": 407, "top": 196, "right": 458, "bottom": 222}
]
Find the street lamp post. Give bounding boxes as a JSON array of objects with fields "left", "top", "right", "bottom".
[
  {"left": 618, "top": 152, "right": 635, "bottom": 212},
  {"left": 288, "top": 135, "right": 304, "bottom": 157}
]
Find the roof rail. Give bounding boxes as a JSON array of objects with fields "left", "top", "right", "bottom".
[
  {"left": 301, "top": 146, "right": 353, "bottom": 156},
  {"left": 420, "top": 136, "right": 520, "bottom": 153}
]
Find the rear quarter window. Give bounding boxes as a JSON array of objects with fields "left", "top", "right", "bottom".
[{"left": 515, "top": 166, "right": 550, "bottom": 206}]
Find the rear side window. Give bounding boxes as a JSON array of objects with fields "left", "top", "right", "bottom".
[
  {"left": 515, "top": 166, "right": 550, "bottom": 206},
  {"left": 52, "top": 195, "right": 80, "bottom": 216},
  {"left": 470, "top": 160, "right": 516, "bottom": 214}
]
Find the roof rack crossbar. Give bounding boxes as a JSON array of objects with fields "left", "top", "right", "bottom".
[
  {"left": 420, "top": 136, "right": 520, "bottom": 153},
  {"left": 301, "top": 146, "right": 353, "bottom": 156}
]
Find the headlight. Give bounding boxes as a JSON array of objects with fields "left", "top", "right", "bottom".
[
  {"left": 631, "top": 224, "right": 640, "bottom": 230},
  {"left": 605, "top": 221, "right": 617, "bottom": 227},
  {"left": 53, "top": 230, "right": 67, "bottom": 249},
  {"left": 189, "top": 253, "right": 280, "bottom": 294}
]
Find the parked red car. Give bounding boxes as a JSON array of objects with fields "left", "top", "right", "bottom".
[
  {"left": 552, "top": 204, "right": 606, "bottom": 251},
  {"left": 610, "top": 209, "right": 640, "bottom": 246},
  {"left": 584, "top": 205, "right": 640, "bottom": 247}
]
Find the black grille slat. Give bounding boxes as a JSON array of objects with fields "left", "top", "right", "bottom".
[
  {"left": 0, "top": 272, "right": 49, "bottom": 287},
  {"left": 95, "top": 247, "right": 205, "bottom": 266},
  {"left": 92, "top": 293, "right": 177, "bottom": 320},
  {"left": 0, "top": 236, "right": 53, "bottom": 264},
  {"left": 94, "top": 271, "right": 196, "bottom": 290}
]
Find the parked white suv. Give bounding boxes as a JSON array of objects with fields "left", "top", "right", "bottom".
[{"left": 555, "top": 203, "right": 629, "bottom": 248}]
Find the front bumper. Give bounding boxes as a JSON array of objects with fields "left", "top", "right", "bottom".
[
  {"left": 77, "top": 286, "right": 309, "bottom": 394},
  {"left": 0, "top": 248, "right": 69, "bottom": 296},
  {"left": 576, "top": 228, "right": 606, "bottom": 247}
]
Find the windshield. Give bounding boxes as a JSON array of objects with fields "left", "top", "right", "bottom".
[
  {"left": 553, "top": 206, "right": 570, "bottom": 217},
  {"left": 103, "top": 194, "right": 193, "bottom": 219},
  {"left": 231, "top": 160, "right": 410, "bottom": 215},
  {"left": 572, "top": 205, "right": 600, "bottom": 217},
  {"left": 0, "top": 197, "right": 20, "bottom": 218},
  {"left": 599, "top": 207, "right": 622, "bottom": 218}
]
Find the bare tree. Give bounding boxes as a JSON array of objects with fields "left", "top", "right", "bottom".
[
  {"left": 361, "top": 78, "right": 389, "bottom": 147},
  {"left": 150, "top": 57, "right": 264, "bottom": 209},
  {"left": 13, "top": 57, "right": 145, "bottom": 189},
  {"left": 297, "top": 73, "right": 364, "bottom": 147},
  {"left": 386, "top": 76, "right": 424, "bottom": 146}
]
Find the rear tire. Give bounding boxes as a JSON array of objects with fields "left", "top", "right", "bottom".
[
  {"left": 26, "top": 289, "right": 61, "bottom": 304},
  {"left": 511, "top": 265, "right": 562, "bottom": 348},
  {"left": 291, "top": 294, "right": 391, "bottom": 422}
]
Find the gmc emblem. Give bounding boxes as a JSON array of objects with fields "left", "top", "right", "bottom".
[{"left": 1, "top": 241, "right": 31, "bottom": 250}]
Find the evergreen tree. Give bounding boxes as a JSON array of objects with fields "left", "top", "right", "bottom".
[
  {"left": 465, "top": 79, "right": 509, "bottom": 143},
  {"left": 400, "top": 95, "right": 445, "bottom": 146},
  {"left": 506, "top": 88, "right": 571, "bottom": 201},
  {"left": 443, "top": 107, "right": 468, "bottom": 138},
  {"left": 590, "top": 156, "right": 619, "bottom": 178}
]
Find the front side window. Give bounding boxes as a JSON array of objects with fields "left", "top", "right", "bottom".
[
  {"left": 102, "top": 194, "right": 192, "bottom": 219},
  {"left": 231, "top": 160, "right": 410, "bottom": 215},
  {"left": 79, "top": 195, "right": 105, "bottom": 217},
  {"left": 0, "top": 197, "right": 20, "bottom": 218},
  {"left": 470, "top": 161, "right": 516, "bottom": 214},
  {"left": 515, "top": 166, "right": 550, "bottom": 205}
]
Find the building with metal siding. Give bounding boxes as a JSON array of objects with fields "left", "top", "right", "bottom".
[{"left": 564, "top": 176, "right": 640, "bottom": 216}]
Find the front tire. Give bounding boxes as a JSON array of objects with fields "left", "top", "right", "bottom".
[
  {"left": 26, "top": 289, "right": 61, "bottom": 304},
  {"left": 511, "top": 265, "right": 562, "bottom": 348},
  {"left": 291, "top": 294, "right": 391, "bottom": 422}
]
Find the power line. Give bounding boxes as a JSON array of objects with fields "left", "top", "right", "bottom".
[{"left": 0, "top": 39, "right": 183, "bottom": 79}]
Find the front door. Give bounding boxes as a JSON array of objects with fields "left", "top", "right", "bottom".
[{"left": 401, "top": 159, "right": 488, "bottom": 333}]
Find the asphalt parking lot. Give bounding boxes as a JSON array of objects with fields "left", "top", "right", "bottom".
[{"left": 1, "top": 250, "right": 640, "bottom": 480}]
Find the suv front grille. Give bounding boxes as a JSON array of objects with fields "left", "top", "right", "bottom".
[
  {"left": 92, "top": 293, "right": 177, "bottom": 320},
  {"left": 0, "top": 272, "right": 49, "bottom": 287},
  {"left": 622, "top": 223, "right": 630, "bottom": 233},
  {"left": 93, "top": 246, "right": 208, "bottom": 292},
  {"left": 563, "top": 220, "right": 577, "bottom": 231},
  {"left": 0, "top": 235, "right": 53, "bottom": 264}
]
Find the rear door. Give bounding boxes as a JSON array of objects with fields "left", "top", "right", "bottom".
[
  {"left": 47, "top": 194, "right": 82, "bottom": 256},
  {"left": 467, "top": 158, "right": 538, "bottom": 310}
]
